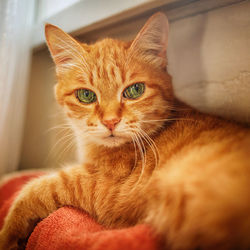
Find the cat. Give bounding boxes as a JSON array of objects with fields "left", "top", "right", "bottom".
[{"left": 1, "top": 12, "right": 250, "bottom": 250}]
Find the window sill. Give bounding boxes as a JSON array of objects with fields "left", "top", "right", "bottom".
[{"left": 32, "top": 0, "right": 244, "bottom": 50}]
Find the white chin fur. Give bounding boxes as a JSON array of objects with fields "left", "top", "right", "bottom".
[{"left": 95, "top": 135, "right": 130, "bottom": 147}]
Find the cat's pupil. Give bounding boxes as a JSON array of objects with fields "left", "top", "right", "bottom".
[
  {"left": 134, "top": 84, "right": 139, "bottom": 92},
  {"left": 84, "top": 91, "right": 89, "bottom": 97}
]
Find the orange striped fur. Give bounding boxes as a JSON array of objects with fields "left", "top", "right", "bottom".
[{"left": 1, "top": 13, "right": 250, "bottom": 250}]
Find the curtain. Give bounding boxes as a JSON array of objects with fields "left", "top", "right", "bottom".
[{"left": 0, "top": 0, "right": 35, "bottom": 176}]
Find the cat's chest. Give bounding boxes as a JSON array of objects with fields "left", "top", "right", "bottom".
[{"left": 89, "top": 169, "right": 147, "bottom": 227}]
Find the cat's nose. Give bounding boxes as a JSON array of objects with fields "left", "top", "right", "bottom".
[{"left": 102, "top": 118, "right": 121, "bottom": 131}]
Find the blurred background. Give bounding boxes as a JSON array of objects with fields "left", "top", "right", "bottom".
[{"left": 0, "top": 0, "right": 249, "bottom": 176}]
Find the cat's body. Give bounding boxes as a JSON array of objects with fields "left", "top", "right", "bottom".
[{"left": 0, "top": 13, "right": 250, "bottom": 250}]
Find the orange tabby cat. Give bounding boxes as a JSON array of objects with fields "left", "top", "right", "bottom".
[{"left": 1, "top": 12, "right": 250, "bottom": 250}]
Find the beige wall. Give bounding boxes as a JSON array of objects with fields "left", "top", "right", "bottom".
[
  {"left": 19, "top": 50, "right": 76, "bottom": 170},
  {"left": 20, "top": 1, "right": 250, "bottom": 170},
  {"left": 168, "top": 1, "right": 250, "bottom": 123}
]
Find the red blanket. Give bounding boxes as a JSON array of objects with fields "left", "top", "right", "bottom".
[{"left": 0, "top": 172, "right": 160, "bottom": 250}]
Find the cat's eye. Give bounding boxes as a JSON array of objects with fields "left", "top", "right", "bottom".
[
  {"left": 123, "top": 83, "right": 145, "bottom": 99},
  {"left": 76, "top": 89, "right": 97, "bottom": 104}
]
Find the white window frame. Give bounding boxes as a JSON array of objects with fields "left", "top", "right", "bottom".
[{"left": 32, "top": 0, "right": 243, "bottom": 49}]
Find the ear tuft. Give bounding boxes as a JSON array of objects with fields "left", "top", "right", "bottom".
[
  {"left": 129, "top": 12, "right": 169, "bottom": 69},
  {"left": 45, "top": 24, "right": 88, "bottom": 73}
]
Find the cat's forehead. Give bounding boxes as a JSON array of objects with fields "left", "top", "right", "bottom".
[
  {"left": 87, "top": 38, "right": 130, "bottom": 68},
  {"left": 89, "top": 38, "right": 130, "bottom": 56},
  {"left": 81, "top": 39, "right": 132, "bottom": 90}
]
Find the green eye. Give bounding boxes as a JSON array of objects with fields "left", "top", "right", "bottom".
[
  {"left": 123, "top": 83, "right": 145, "bottom": 99},
  {"left": 76, "top": 89, "right": 97, "bottom": 104}
]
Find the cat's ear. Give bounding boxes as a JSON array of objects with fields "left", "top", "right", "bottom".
[
  {"left": 129, "top": 12, "right": 169, "bottom": 69},
  {"left": 45, "top": 24, "right": 88, "bottom": 73}
]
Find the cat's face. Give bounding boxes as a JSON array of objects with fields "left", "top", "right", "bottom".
[{"left": 45, "top": 13, "right": 172, "bottom": 147}]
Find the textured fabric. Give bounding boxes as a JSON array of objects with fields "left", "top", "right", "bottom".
[
  {"left": 0, "top": 172, "right": 159, "bottom": 250},
  {"left": 0, "top": 172, "right": 43, "bottom": 229}
]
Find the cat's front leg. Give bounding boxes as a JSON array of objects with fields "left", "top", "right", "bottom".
[{"left": 0, "top": 166, "right": 91, "bottom": 250}]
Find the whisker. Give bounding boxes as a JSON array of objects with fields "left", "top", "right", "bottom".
[
  {"left": 141, "top": 117, "right": 195, "bottom": 123},
  {"left": 44, "top": 131, "right": 75, "bottom": 167},
  {"left": 137, "top": 128, "right": 159, "bottom": 169},
  {"left": 47, "top": 132, "right": 74, "bottom": 159},
  {"left": 130, "top": 133, "right": 138, "bottom": 172},
  {"left": 133, "top": 131, "right": 146, "bottom": 185},
  {"left": 56, "top": 138, "right": 76, "bottom": 163},
  {"left": 44, "top": 124, "right": 72, "bottom": 134}
]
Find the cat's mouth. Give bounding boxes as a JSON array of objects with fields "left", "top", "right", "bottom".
[
  {"left": 105, "top": 134, "right": 120, "bottom": 140},
  {"left": 106, "top": 130, "right": 121, "bottom": 138},
  {"left": 99, "top": 132, "right": 129, "bottom": 147},
  {"left": 91, "top": 129, "right": 131, "bottom": 147}
]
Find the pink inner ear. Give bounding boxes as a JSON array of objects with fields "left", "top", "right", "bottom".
[
  {"left": 158, "top": 48, "right": 166, "bottom": 58},
  {"left": 128, "top": 13, "right": 169, "bottom": 69},
  {"left": 51, "top": 48, "right": 72, "bottom": 65},
  {"left": 56, "top": 57, "right": 72, "bottom": 65}
]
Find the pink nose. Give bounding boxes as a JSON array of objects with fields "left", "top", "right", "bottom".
[{"left": 102, "top": 118, "right": 121, "bottom": 131}]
